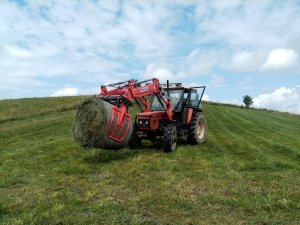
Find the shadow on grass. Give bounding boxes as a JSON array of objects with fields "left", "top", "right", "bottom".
[
  {"left": 83, "top": 138, "right": 198, "bottom": 164},
  {"left": 83, "top": 143, "right": 159, "bottom": 164},
  {"left": 83, "top": 140, "right": 168, "bottom": 164},
  {"left": 83, "top": 148, "right": 145, "bottom": 164}
]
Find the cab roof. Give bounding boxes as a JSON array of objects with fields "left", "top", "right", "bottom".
[{"left": 160, "top": 83, "right": 201, "bottom": 90}]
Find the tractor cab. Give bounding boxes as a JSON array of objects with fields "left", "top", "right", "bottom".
[{"left": 150, "top": 83, "right": 206, "bottom": 112}]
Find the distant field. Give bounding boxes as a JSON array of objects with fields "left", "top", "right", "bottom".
[{"left": 0, "top": 97, "right": 299, "bottom": 225}]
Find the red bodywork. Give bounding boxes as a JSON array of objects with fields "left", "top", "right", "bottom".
[
  {"left": 96, "top": 78, "right": 173, "bottom": 142},
  {"left": 106, "top": 106, "right": 131, "bottom": 142},
  {"left": 138, "top": 111, "right": 168, "bottom": 130},
  {"left": 183, "top": 108, "right": 193, "bottom": 125}
]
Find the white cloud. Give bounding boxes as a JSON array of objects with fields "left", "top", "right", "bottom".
[
  {"left": 4, "top": 45, "right": 33, "bottom": 58},
  {"left": 97, "top": 0, "right": 120, "bottom": 13},
  {"left": 143, "top": 48, "right": 219, "bottom": 82},
  {"left": 143, "top": 63, "right": 173, "bottom": 81},
  {"left": 0, "top": 75, "right": 49, "bottom": 99},
  {"left": 0, "top": 0, "right": 177, "bottom": 99},
  {"left": 208, "top": 74, "right": 226, "bottom": 87},
  {"left": 50, "top": 86, "right": 103, "bottom": 97},
  {"left": 194, "top": 0, "right": 300, "bottom": 77},
  {"left": 220, "top": 98, "right": 241, "bottom": 105},
  {"left": 253, "top": 86, "right": 300, "bottom": 114},
  {"left": 120, "top": 1, "right": 172, "bottom": 59},
  {"left": 0, "top": 0, "right": 300, "bottom": 100},
  {"left": 202, "top": 94, "right": 210, "bottom": 101},
  {"left": 186, "top": 49, "right": 217, "bottom": 76},
  {"left": 261, "top": 48, "right": 299, "bottom": 72},
  {"left": 195, "top": 1, "right": 300, "bottom": 50},
  {"left": 226, "top": 48, "right": 300, "bottom": 73},
  {"left": 226, "top": 50, "right": 266, "bottom": 72},
  {"left": 51, "top": 87, "right": 79, "bottom": 97}
]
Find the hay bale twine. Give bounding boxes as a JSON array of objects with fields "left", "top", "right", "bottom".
[{"left": 72, "top": 97, "right": 132, "bottom": 150}]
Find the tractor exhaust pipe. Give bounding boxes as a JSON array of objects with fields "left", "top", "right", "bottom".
[{"left": 167, "top": 80, "right": 170, "bottom": 100}]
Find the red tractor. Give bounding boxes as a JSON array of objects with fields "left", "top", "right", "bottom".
[{"left": 97, "top": 78, "right": 207, "bottom": 152}]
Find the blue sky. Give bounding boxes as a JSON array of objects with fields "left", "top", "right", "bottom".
[{"left": 0, "top": 0, "right": 299, "bottom": 113}]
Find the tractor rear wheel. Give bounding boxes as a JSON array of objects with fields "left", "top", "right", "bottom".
[
  {"left": 163, "top": 124, "right": 177, "bottom": 152},
  {"left": 188, "top": 113, "right": 207, "bottom": 144}
]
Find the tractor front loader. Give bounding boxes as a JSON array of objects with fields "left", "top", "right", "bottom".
[{"left": 73, "top": 78, "right": 207, "bottom": 152}]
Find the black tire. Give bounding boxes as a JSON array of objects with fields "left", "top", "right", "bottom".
[
  {"left": 188, "top": 113, "right": 207, "bottom": 145},
  {"left": 163, "top": 124, "right": 177, "bottom": 152},
  {"left": 129, "top": 125, "right": 141, "bottom": 149}
]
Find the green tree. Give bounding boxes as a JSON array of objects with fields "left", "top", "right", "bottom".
[{"left": 243, "top": 95, "right": 253, "bottom": 108}]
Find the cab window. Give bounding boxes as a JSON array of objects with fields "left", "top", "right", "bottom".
[{"left": 190, "top": 90, "right": 200, "bottom": 107}]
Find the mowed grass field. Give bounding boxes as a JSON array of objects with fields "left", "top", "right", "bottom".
[{"left": 0, "top": 97, "right": 299, "bottom": 225}]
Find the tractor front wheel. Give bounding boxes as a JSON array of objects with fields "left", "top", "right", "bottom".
[
  {"left": 163, "top": 124, "right": 177, "bottom": 152},
  {"left": 188, "top": 113, "right": 207, "bottom": 144},
  {"left": 129, "top": 126, "right": 141, "bottom": 149}
]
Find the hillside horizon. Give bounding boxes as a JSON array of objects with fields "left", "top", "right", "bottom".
[{"left": 0, "top": 95, "right": 299, "bottom": 116}]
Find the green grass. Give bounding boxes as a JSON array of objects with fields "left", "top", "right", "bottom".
[{"left": 0, "top": 97, "right": 299, "bottom": 225}]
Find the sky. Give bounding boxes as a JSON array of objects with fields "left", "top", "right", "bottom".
[{"left": 0, "top": 0, "right": 300, "bottom": 114}]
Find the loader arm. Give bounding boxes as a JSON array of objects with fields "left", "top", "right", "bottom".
[
  {"left": 97, "top": 78, "right": 173, "bottom": 120},
  {"left": 96, "top": 78, "right": 173, "bottom": 142}
]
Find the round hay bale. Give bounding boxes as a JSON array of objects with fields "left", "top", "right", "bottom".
[{"left": 72, "top": 97, "right": 132, "bottom": 150}]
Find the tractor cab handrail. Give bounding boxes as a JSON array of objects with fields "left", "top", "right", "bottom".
[{"left": 193, "top": 86, "right": 206, "bottom": 109}]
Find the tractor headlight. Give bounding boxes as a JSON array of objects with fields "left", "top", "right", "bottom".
[{"left": 138, "top": 119, "right": 149, "bottom": 127}]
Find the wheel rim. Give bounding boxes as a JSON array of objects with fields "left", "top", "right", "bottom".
[{"left": 197, "top": 119, "right": 205, "bottom": 140}]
